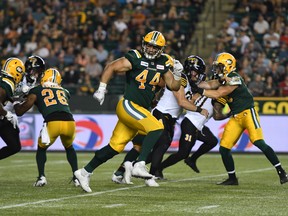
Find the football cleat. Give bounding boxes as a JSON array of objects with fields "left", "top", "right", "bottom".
[
  {"left": 217, "top": 178, "right": 238, "bottom": 186},
  {"left": 33, "top": 176, "right": 47, "bottom": 187},
  {"left": 73, "top": 178, "right": 80, "bottom": 187},
  {"left": 279, "top": 172, "right": 288, "bottom": 184},
  {"left": 111, "top": 172, "right": 124, "bottom": 184},
  {"left": 123, "top": 161, "right": 133, "bottom": 184},
  {"left": 74, "top": 168, "right": 92, "bottom": 193},
  {"left": 145, "top": 177, "right": 159, "bottom": 187},
  {"left": 154, "top": 169, "right": 166, "bottom": 180},
  {"left": 132, "top": 161, "right": 154, "bottom": 179},
  {"left": 184, "top": 158, "right": 200, "bottom": 173}
]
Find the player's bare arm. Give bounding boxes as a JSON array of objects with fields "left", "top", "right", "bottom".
[
  {"left": 203, "top": 85, "right": 238, "bottom": 99},
  {"left": 173, "top": 87, "right": 208, "bottom": 118},
  {"left": 163, "top": 70, "right": 181, "bottom": 91},
  {"left": 100, "top": 57, "right": 132, "bottom": 84},
  {"left": 14, "top": 93, "right": 37, "bottom": 116}
]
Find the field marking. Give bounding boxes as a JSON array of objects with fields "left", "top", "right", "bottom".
[
  {"left": 0, "top": 167, "right": 274, "bottom": 210},
  {"left": 104, "top": 204, "right": 126, "bottom": 208}
]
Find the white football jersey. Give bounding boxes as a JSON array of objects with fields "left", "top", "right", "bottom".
[
  {"left": 184, "top": 95, "right": 214, "bottom": 131},
  {"left": 154, "top": 74, "right": 191, "bottom": 118}
]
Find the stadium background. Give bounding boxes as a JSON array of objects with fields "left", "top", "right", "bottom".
[{"left": 0, "top": 0, "right": 287, "bottom": 152}]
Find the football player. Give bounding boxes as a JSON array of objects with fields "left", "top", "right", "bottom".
[
  {"left": 0, "top": 57, "right": 25, "bottom": 160},
  {"left": 195, "top": 52, "right": 288, "bottom": 185},
  {"left": 74, "top": 30, "right": 181, "bottom": 192},
  {"left": 159, "top": 55, "right": 230, "bottom": 177},
  {"left": 14, "top": 68, "right": 79, "bottom": 187}
]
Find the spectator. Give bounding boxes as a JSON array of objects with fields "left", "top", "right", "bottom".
[
  {"left": 95, "top": 43, "right": 109, "bottom": 65},
  {"left": 253, "top": 14, "right": 269, "bottom": 45},
  {"left": 93, "top": 25, "right": 107, "bottom": 43},
  {"left": 263, "top": 75, "right": 277, "bottom": 97},
  {"left": 6, "top": 38, "right": 21, "bottom": 56},
  {"left": 279, "top": 75, "right": 288, "bottom": 97},
  {"left": 248, "top": 74, "right": 264, "bottom": 96},
  {"left": 81, "top": 40, "right": 97, "bottom": 58},
  {"left": 85, "top": 55, "right": 103, "bottom": 81},
  {"left": 263, "top": 28, "right": 280, "bottom": 49}
]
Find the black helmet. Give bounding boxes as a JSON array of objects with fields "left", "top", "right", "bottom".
[
  {"left": 183, "top": 55, "right": 206, "bottom": 84},
  {"left": 25, "top": 55, "right": 46, "bottom": 83}
]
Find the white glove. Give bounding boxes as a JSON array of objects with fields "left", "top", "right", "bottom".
[
  {"left": 5, "top": 111, "right": 18, "bottom": 129},
  {"left": 172, "top": 59, "right": 183, "bottom": 81},
  {"left": 21, "top": 84, "right": 31, "bottom": 94},
  {"left": 93, "top": 82, "right": 107, "bottom": 105}
]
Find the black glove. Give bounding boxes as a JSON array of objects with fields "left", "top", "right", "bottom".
[{"left": 190, "top": 81, "right": 204, "bottom": 95}]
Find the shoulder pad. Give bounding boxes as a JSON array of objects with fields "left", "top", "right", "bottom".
[
  {"left": 215, "top": 97, "right": 228, "bottom": 106},
  {"left": 127, "top": 49, "right": 142, "bottom": 59},
  {"left": 181, "top": 75, "right": 187, "bottom": 87},
  {"left": 227, "top": 76, "right": 242, "bottom": 86}
]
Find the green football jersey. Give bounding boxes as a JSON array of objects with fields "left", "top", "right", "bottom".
[
  {"left": 124, "top": 50, "right": 172, "bottom": 109},
  {"left": 29, "top": 85, "right": 72, "bottom": 119},
  {"left": 225, "top": 71, "right": 254, "bottom": 114},
  {"left": 0, "top": 77, "right": 15, "bottom": 104}
]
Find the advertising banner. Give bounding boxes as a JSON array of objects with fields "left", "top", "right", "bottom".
[{"left": 0, "top": 114, "right": 287, "bottom": 153}]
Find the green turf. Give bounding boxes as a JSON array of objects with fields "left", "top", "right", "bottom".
[{"left": 0, "top": 152, "right": 287, "bottom": 216}]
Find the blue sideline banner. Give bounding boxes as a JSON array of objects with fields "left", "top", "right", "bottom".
[{"left": 0, "top": 114, "right": 287, "bottom": 153}]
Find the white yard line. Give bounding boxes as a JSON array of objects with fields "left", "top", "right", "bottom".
[{"left": 0, "top": 167, "right": 274, "bottom": 210}]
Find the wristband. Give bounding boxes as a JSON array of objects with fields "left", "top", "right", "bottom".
[
  {"left": 198, "top": 88, "right": 204, "bottom": 95},
  {"left": 196, "top": 107, "right": 202, "bottom": 113},
  {"left": 99, "top": 82, "right": 107, "bottom": 89}
]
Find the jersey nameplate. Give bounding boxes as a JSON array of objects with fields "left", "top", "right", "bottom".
[
  {"left": 156, "top": 65, "right": 164, "bottom": 70},
  {"left": 140, "top": 61, "right": 148, "bottom": 67}
]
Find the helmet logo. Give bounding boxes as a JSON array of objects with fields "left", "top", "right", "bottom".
[
  {"left": 16, "top": 66, "right": 23, "bottom": 73},
  {"left": 226, "top": 59, "right": 233, "bottom": 65},
  {"left": 189, "top": 57, "right": 199, "bottom": 70}
]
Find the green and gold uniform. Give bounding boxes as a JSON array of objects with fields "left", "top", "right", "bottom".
[
  {"left": 30, "top": 85, "right": 75, "bottom": 148},
  {"left": 110, "top": 50, "right": 172, "bottom": 153},
  {"left": 0, "top": 77, "right": 22, "bottom": 159},
  {"left": 219, "top": 71, "right": 263, "bottom": 149},
  {"left": 219, "top": 71, "right": 285, "bottom": 183}
]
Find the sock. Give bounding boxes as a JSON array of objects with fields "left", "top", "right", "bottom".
[
  {"left": 65, "top": 146, "right": 78, "bottom": 173},
  {"left": 36, "top": 147, "right": 47, "bottom": 177},
  {"left": 254, "top": 140, "right": 280, "bottom": 165},
  {"left": 190, "top": 142, "right": 215, "bottom": 162},
  {"left": 219, "top": 146, "right": 236, "bottom": 179},
  {"left": 137, "top": 129, "right": 163, "bottom": 162},
  {"left": 85, "top": 144, "right": 118, "bottom": 173}
]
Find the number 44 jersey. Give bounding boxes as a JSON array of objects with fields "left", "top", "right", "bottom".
[{"left": 124, "top": 49, "right": 172, "bottom": 109}]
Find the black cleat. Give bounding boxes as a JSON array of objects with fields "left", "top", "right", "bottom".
[
  {"left": 184, "top": 158, "right": 200, "bottom": 173},
  {"left": 154, "top": 169, "right": 166, "bottom": 180},
  {"left": 217, "top": 178, "right": 239, "bottom": 186},
  {"left": 279, "top": 173, "right": 288, "bottom": 184}
]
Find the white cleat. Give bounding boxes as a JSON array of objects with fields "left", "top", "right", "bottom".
[
  {"left": 132, "top": 161, "right": 154, "bottom": 179},
  {"left": 74, "top": 168, "right": 92, "bottom": 193},
  {"left": 33, "top": 176, "right": 47, "bottom": 187},
  {"left": 145, "top": 177, "right": 159, "bottom": 187},
  {"left": 123, "top": 161, "right": 133, "bottom": 184},
  {"left": 112, "top": 172, "right": 124, "bottom": 184},
  {"left": 73, "top": 178, "right": 80, "bottom": 187}
]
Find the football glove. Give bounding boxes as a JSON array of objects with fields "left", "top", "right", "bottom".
[
  {"left": 172, "top": 59, "right": 183, "bottom": 81},
  {"left": 93, "top": 82, "right": 107, "bottom": 105},
  {"left": 5, "top": 111, "right": 18, "bottom": 129}
]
